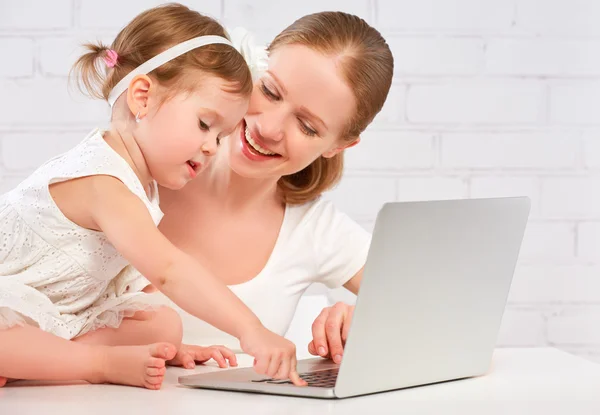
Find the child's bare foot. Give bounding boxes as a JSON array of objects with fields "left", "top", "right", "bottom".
[
  {"left": 0, "top": 377, "right": 16, "bottom": 387},
  {"left": 91, "top": 343, "right": 177, "bottom": 390}
]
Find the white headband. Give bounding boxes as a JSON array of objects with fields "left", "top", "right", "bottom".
[{"left": 107, "top": 35, "right": 235, "bottom": 107}]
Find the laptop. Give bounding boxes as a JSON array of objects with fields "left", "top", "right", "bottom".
[{"left": 179, "top": 197, "right": 531, "bottom": 399}]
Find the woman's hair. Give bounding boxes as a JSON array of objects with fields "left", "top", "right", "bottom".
[
  {"left": 269, "top": 12, "right": 394, "bottom": 205},
  {"left": 70, "top": 3, "right": 253, "bottom": 103}
]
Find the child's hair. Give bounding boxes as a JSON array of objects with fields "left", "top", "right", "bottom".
[
  {"left": 70, "top": 3, "right": 253, "bottom": 104},
  {"left": 269, "top": 12, "right": 394, "bottom": 205}
]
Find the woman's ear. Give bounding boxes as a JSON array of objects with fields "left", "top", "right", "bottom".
[
  {"left": 126, "top": 74, "right": 153, "bottom": 120},
  {"left": 322, "top": 137, "right": 361, "bottom": 159}
]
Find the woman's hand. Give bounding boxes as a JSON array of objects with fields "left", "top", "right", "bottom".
[
  {"left": 308, "top": 302, "right": 354, "bottom": 364},
  {"left": 239, "top": 325, "right": 307, "bottom": 386}
]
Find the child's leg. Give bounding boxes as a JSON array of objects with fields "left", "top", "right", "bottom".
[
  {"left": 74, "top": 307, "right": 236, "bottom": 369},
  {"left": 0, "top": 324, "right": 177, "bottom": 389},
  {"left": 74, "top": 306, "right": 197, "bottom": 368},
  {"left": 74, "top": 306, "right": 183, "bottom": 349}
]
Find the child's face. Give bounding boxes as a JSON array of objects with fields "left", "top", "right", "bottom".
[{"left": 136, "top": 75, "right": 249, "bottom": 190}]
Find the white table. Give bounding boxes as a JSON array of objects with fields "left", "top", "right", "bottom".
[{"left": 1, "top": 348, "right": 599, "bottom": 415}]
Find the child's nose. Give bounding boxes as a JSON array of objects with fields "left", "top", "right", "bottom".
[{"left": 201, "top": 140, "right": 217, "bottom": 156}]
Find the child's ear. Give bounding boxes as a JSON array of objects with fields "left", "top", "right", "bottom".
[
  {"left": 126, "top": 74, "right": 153, "bottom": 120},
  {"left": 322, "top": 137, "right": 361, "bottom": 159}
]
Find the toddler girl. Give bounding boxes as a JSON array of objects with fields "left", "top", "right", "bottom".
[{"left": 0, "top": 3, "right": 304, "bottom": 390}]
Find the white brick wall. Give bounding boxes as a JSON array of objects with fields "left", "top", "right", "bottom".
[
  {"left": 407, "top": 82, "right": 545, "bottom": 124},
  {"left": 578, "top": 223, "right": 600, "bottom": 261},
  {"left": 0, "top": 0, "right": 599, "bottom": 363},
  {"left": 0, "top": 0, "right": 72, "bottom": 30},
  {"left": 550, "top": 82, "right": 600, "bottom": 125},
  {"left": 542, "top": 178, "right": 600, "bottom": 219},
  {"left": 516, "top": 0, "right": 600, "bottom": 36},
  {"left": 441, "top": 132, "right": 578, "bottom": 169},
  {"left": 519, "top": 222, "right": 575, "bottom": 261},
  {"left": 584, "top": 130, "right": 600, "bottom": 169},
  {"left": 388, "top": 37, "right": 484, "bottom": 76},
  {"left": 547, "top": 306, "right": 600, "bottom": 345},
  {"left": 0, "top": 38, "right": 34, "bottom": 78},
  {"left": 377, "top": 0, "right": 515, "bottom": 32},
  {"left": 485, "top": 39, "right": 600, "bottom": 76}
]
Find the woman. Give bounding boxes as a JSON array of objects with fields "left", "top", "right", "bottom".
[
  {"left": 0, "top": 10, "right": 393, "bottom": 390},
  {"left": 152, "top": 10, "right": 394, "bottom": 371}
]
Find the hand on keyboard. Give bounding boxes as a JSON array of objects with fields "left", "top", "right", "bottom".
[
  {"left": 239, "top": 325, "right": 308, "bottom": 387},
  {"left": 308, "top": 302, "right": 354, "bottom": 364}
]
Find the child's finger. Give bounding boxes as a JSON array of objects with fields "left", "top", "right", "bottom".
[
  {"left": 289, "top": 356, "right": 307, "bottom": 387},
  {"left": 211, "top": 350, "right": 228, "bottom": 368},
  {"left": 254, "top": 355, "right": 270, "bottom": 375},
  {"left": 267, "top": 354, "right": 282, "bottom": 378},
  {"left": 217, "top": 346, "right": 238, "bottom": 367},
  {"left": 289, "top": 368, "right": 307, "bottom": 387},
  {"left": 181, "top": 352, "right": 196, "bottom": 369},
  {"left": 275, "top": 358, "right": 290, "bottom": 380}
]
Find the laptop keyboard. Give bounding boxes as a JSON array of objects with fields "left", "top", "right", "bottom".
[{"left": 251, "top": 367, "right": 339, "bottom": 388}]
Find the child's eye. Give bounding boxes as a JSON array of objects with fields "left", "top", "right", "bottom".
[
  {"left": 216, "top": 136, "right": 221, "bottom": 146},
  {"left": 199, "top": 120, "right": 210, "bottom": 131}
]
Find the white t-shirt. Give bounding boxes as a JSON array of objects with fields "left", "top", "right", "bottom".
[{"left": 146, "top": 198, "right": 371, "bottom": 352}]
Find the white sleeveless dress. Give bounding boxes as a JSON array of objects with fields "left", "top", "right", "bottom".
[{"left": 0, "top": 128, "right": 162, "bottom": 340}]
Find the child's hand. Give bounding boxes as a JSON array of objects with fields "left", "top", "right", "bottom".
[
  {"left": 239, "top": 326, "right": 307, "bottom": 387},
  {"left": 168, "top": 344, "right": 238, "bottom": 369}
]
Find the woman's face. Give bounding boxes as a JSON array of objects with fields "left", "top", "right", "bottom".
[{"left": 226, "top": 43, "right": 357, "bottom": 180}]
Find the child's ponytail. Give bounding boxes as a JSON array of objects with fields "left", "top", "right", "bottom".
[{"left": 69, "top": 42, "right": 115, "bottom": 100}]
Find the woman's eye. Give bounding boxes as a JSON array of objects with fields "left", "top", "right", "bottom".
[
  {"left": 298, "top": 119, "right": 317, "bottom": 137},
  {"left": 199, "top": 120, "right": 210, "bottom": 131},
  {"left": 260, "top": 83, "right": 280, "bottom": 101}
]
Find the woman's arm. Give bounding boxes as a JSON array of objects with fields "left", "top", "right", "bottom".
[
  {"left": 308, "top": 267, "right": 363, "bottom": 362},
  {"left": 342, "top": 267, "right": 364, "bottom": 295},
  {"left": 307, "top": 200, "right": 370, "bottom": 362}
]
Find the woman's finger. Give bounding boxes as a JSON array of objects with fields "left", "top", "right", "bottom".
[
  {"left": 325, "top": 303, "right": 347, "bottom": 364},
  {"left": 308, "top": 340, "right": 319, "bottom": 356},
  {"left": 342, "top": 306, "right": 354, "bottom": 345},
  {"left": 311, "top": 308, "right": 331, "bottom": 357}
]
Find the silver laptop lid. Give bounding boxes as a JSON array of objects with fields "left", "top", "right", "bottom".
[{"left": 334, "top": 197, "right": 530, "bottom": 398}]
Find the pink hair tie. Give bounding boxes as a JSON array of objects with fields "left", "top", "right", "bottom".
[{"left": 103, "top": 49, "right": 118, "bottom": 68}]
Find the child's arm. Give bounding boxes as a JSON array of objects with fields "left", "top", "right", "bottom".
[
  {"left": 87, "top": 177, "right": 260, "bottom": 338},
  {"left": 52, "top": 175, "right": 305, "bottom": 385}
]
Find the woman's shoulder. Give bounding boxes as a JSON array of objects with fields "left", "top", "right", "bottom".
[
  {"left": 284, "top": 197, "right": 368, "bottom": 246},
  {"left": 284, "top": 198, "right": 370, "bottom": 289},
  {"left": 286, "top": 196, "right": 336, "bottom": 221},
  {"left": 286, "top": 197, "right": 353, "bottom": 228}
]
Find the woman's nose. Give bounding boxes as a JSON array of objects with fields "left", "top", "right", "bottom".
[{"left": 256, "top": 111, "right": 285, "bottom": 142}]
